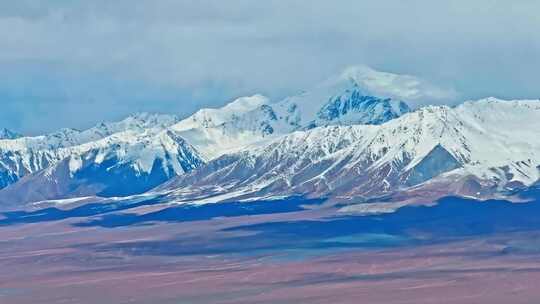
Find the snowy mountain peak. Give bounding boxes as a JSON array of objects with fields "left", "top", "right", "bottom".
[
  {"left": 338, "top": 65, "right": 416, "bottom": 93},
  {"left": 164, "top": 70, "right": 412, "bottom": 160},
  {"left": 334, "top": 65, "right": 457, "bottom": 105},
  {"left": 0, "top": 111, "right": 187, "bottom": 193},
  {"left": 65, "top": 128, "right": 204, "bottom": 177},
  {"left": 313, "top": 87, "right": 410, "bottom": 127},
  {"left": 0, "top": 128, "right": 22, "bottom": 140},
  {"left": 220, "top": 94, "right": 269, "bottom": 113},
  {"left": 172, "top": 94, "right": 269, "bottom": 131},
  {"left": 273, "top": 67, "right": 412, "bottom": 130},
  {"left": 459, "top": 97, "right": 540, "bottom": 110},
  {"left": 118, "top": 112, "right": 180, "bottom": 130}
]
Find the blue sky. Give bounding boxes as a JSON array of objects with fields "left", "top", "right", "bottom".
[{"left": 2, "top": 0, "right": 540, "bottom": 134}]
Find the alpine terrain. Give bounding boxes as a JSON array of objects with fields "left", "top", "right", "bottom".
[{"left": 0, "top": 66, "right": 539, "bottom": 210}]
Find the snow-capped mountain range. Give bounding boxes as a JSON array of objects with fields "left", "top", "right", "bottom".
[
  {"left": 158, "top": 98, "right": 540, "bottom": 204},
  {"left": 0, "top": 113, "right": 186, "bottom": 186},
  {"left": 1, "top": 66, "right": 539, "bottom": 208}
]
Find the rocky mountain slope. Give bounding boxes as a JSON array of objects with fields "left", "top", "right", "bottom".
[
  {"left": 157, "top": 98, "right": 540, "bottom": 204},
  {"left": 0, "top": 113, "right": 183, "bottom": 188},
  {"left": 0, "top": 129, "right": 203, "bottom": 207},
  {"left": 0, "top": 113, "right": 207, "bottom": 207}
]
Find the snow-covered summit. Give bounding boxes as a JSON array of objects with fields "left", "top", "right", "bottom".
[
  {"left": 0, "top": 112, "right": 180, "bottom": 152},
  {"left": 0, "top": 128, "right": 22, "bottom": 140},
  {"left": 263, "top": 66, "right": 412, "bottom": 132},
  {"left": 63, "top": 128, "right": 202, "bottom": 176},
  {"left": 0, "top": 112, "right": 187, "bottom": 190},
  {"left": 337, "top": 65, "right": 457, "bottom": 105},
  {"left": 168, "top": 67, "right": 412, "bottom": 160},
  {"left": 173, "top": 95, "right": 269, "bottom": 131}
]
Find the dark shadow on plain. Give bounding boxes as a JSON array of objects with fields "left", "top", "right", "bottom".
[
  {"left": 0, "top": 196, "right": 325, "bottom": 227},
  {"left": 87, "top": 197, "right": 540, "bottom": 256}
]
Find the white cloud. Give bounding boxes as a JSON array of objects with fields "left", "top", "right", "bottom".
[{"left": 340, "top": 65, "right": 458, "bottom": 107}]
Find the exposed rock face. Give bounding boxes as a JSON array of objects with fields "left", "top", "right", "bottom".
[
  {"left": 157, "top": 99, "right": 540, "bottom": 204},
  {"left": 0, "top": 129, "right": 204, "bottom": 207},
  {"left": 404, "top": 144, "right": 462, "bottom": 186}
]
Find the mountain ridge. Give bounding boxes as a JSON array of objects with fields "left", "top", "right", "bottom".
[
  {"left": 1, "top": 66, "right": 538, "bottom": 209},
  {"left": 154, "top": 98, "right": 540, "bottom": 205}
]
